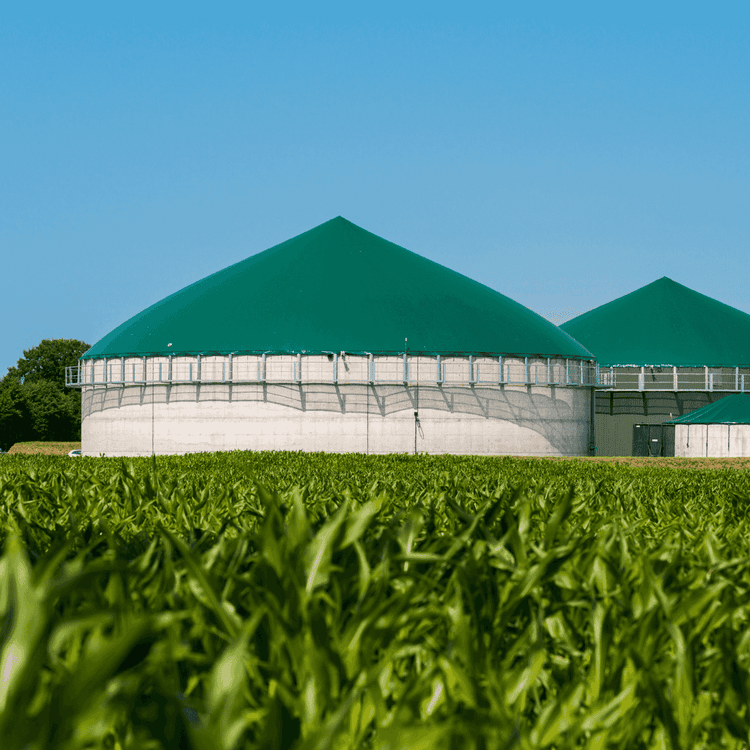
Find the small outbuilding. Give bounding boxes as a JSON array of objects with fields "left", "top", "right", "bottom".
[{"left": 665, "top": 395, "right": 750, "bottom": 457}]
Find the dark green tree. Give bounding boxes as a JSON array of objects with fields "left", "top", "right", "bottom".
[
  {"left": 4, "top": 338, "right": 90, "bottom": 387},
  {"left": 0, "top": 380, "right": 32, "bottom": 450},
  {"left": 1, "top": 338, "right": 90, "bottom": 447},
  {"left": 23, "top": 381, "right": 80, "bottom": 441}
]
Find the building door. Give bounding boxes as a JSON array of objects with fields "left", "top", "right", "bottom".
[
  {"left": 647, "top": 426, "right": 662, "bottom": 457},
  {"left": 633, "top": 424, "right": 667, "bottom": 456},
  {"left": 632, "top": 424, "right": 649, "bottom": 456}
]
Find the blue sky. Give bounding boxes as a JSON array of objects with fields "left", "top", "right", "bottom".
[{"left": 2, "top": 3, "right": 749, "bottom": 377}]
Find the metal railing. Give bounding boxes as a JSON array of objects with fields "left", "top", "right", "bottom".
[
  {"left": 66, "top": 352, "right": 603, "bottom": 389},
  {"left": 595, "top": 365, "right": 750, "bottom": 392}
]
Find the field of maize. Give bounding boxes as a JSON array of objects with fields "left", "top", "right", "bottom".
[{"left": 2, "top": 452, "right": 750, "bottom": 749}]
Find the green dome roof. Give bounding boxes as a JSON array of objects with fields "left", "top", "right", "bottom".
[
  {"left": 666, "top": 394, "right": 750, "bottom": 424},
  {"left": 84, "top": 217, "right": 592, "bottom": 360},
  {"left": 560, "top": 277, "right": 750, "bottom": 367}
]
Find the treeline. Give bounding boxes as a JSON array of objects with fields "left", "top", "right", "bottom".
[{"left": 0, "top": 339, "right": 89, "bottom": 450}]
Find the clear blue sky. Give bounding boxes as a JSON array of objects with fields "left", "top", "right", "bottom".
[{"left": 2, "top": 3, "right": 748, "bottom": 376}]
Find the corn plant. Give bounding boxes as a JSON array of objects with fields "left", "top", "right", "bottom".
[{"left": 2, "top": 453, "right": 750, "bottom": 747}]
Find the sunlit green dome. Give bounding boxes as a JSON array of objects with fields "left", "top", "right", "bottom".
[
  {"left": 560, "top": 277, "right": 750, "bottom": 367},
  {"left": 666, "top": 394, "right": 750, "bottom": 424},
  {"left": 83, "top": 217, "right": 592, "bottom": 360}
]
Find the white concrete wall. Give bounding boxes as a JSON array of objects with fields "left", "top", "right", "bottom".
[
  {"left": 674, "top": 424, "right": 750, "bottom": 457},
  {"left": 81, "top": 383, "right": 593, "bottom": 457}
]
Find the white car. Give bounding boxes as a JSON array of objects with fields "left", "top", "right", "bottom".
[{"left": 68, "top": 449, "right": 82, "bottom": 457}]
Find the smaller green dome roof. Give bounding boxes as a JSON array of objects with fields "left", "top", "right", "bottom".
[
  {"left": 666, "top": 395, "right": 750, "bottom": 424},
  {"left": 84, "top": 217, "right": 592, "bottom": 360},
  {"left": 561, "top": 277, "right": 750, "bottom": 367}
]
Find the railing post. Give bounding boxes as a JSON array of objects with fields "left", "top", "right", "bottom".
[
  {"left": 639, "top": 367, "right": 644, "bottom": 391},
  {"left": 736, "top": 367, "right": 739, "bottom": 391},
  {"left": 121, "top": 357, "right": 125, "bottom": 383},
  {"left": 580, "top": 360, "right": 583, "bottom": 385},
  {"left": 704, "top": 366, "right": 708, "bottom": 390},
  {"left": 709, "top": 372, "right": 714, "bottom": 392},
  {"left": 168, "top": 355, "right": 172, "bottom": 383},
  {"left": 524, "top": 357, "right": 529, "bottom": 384},
  {"left": 673, "top": 366, "right": 678, "bottom": 391},
  {"left": 499, "top": 356, "right": 503, "bottom": 385},
  {"left": 142, "top": 357, "right": 147, "bottom": 383},
  {"left": 197, "top": 355, "right": 202, "bottom": 382},
  {"left": 297, "top": 353, "right": 302, "bottom": 383},
  {"left": 369, "top": 353, "right": 374, "bottom": 383},
  {"left": 228, "top": 353, "right": 232, "bottom": 382},
  {"left": 469, "top": 355, "right": 474, "bottom": 385},
  {"left": 403, "top": 352, "right": 408, "bottom": 384},
  {"left": 437, "top": 355, "right": 442, "bottom": 384},
  {"left": 566, "top": 359, "right": 570, "bottom": 385},
  {"left": 547, "top": 357, "right": 551, "bottom": 384},
  {"left": 262, "top": 353, "right": 267, "bottom": 382}
]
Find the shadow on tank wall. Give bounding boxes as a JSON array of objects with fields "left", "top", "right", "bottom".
[{"left": 82, "top": 382, "right": 591, "bottom": 456}]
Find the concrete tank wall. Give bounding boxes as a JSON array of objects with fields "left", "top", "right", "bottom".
[
  {"left": 673, "top": 423, "right": 750, "bottom": 457},
  {"left": 81, "top": 382, "right": 593, "bottom": 457}
]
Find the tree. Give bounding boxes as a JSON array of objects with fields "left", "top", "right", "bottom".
[
  {"left": 4, "top": 338, "right": 90, "bottom": 387},
  {"left": 0, "top": 338, "right": 90, "bottom": 447},
  {"left": 23, "top": 380, "right": 81, "bottom": 441},
  {"left": 0, "top": 380, "right": 32, "bottom": 450}
]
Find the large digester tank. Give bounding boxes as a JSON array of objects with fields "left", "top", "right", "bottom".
[{"left": 68, "top": 217, "right": 599, "bottom": 457}]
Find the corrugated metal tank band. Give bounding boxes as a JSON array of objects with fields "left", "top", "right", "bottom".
[{"left": 76, "top": 352, "right": 598, "bottom": 457}]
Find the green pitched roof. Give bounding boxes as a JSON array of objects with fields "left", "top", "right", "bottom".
[
  {"left": 83, "top": 217, "right": 592, "bottom": 360},
  {"left": 666, "top": 395, "right": 750, "bottom": 424},
  {"left": 560, "top": 277, "right": 750, "bottom": 367}
]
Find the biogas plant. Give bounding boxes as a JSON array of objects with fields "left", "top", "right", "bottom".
[
  {"left": 562, "top": 278, "right": 750, "bottom": 457},
  {"left": 66, "top": 217, "right": 600, "bottom": 457}
]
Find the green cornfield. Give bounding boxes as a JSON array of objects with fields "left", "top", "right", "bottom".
[{"left": 2, "top": 451, "right": 750, "bottom": 749}]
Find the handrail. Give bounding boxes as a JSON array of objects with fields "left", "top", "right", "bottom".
[{"left": 65, "top": 353, "right": 604, "bottom": 389}]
